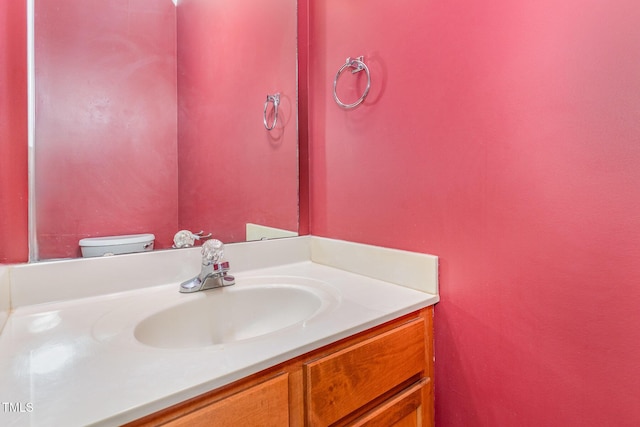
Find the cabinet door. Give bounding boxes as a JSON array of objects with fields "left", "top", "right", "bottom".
[
  {"left": 305, "top": 319, "right": 425, "bottom": 426},
  {"left": 165, "top": 374, "right": 289, "bottom": 427},
  {"left": 349, "top": 379, "right": 429, "bottom": 427}
]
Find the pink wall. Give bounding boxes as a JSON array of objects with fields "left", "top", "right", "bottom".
[
  {"left": 308, "top": 0, "right": 640, "bottom": 426},
  {"left": 177, "top": 0, "right": 298, "bottom": 243},
  {"left": 0, "top": 0, "right": 29, "bottom": 263},
  {"left": 34, "top": 0, "right": 178, "bottom": 259}
]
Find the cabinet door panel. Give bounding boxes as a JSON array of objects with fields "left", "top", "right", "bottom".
[
  {"left": 165, "top": 374, "right": 289, "bottom": 427},
  {"left": 305, "top": 319, "right": 425, "bottom": 426}
]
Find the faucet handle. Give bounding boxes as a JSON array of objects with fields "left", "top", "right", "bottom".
[{"left": 202, "top": 239, "right": 224, "bottom": 264}]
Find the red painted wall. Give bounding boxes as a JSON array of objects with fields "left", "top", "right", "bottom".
[
  {"left": 0, "top": 0, "right": 29, "bottom": 264},
  {"left": 308, "top": 0, "right": 640, "bottom": 425},
  {"left": 177, "top": 0, "right": 298, "bottom": 243},
  {"left": 34, "top": 0, "right": 178, "bottom": 259}
]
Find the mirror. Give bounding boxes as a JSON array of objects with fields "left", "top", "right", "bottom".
[{"left": 31, "top": 0, "right": 298, "bottom": 261}]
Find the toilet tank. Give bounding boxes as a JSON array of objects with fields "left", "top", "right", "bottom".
[{"left": 79, "top": 234, "right": 155, "bottom": 258}]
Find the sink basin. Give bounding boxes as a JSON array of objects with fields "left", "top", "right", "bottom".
[{"left": 133, "top": 278, "right": 338, "bottom": 349}]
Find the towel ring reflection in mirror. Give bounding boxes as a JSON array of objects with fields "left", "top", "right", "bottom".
[
  {"left": 333, "top": 56, "right": 371, "bottom": 109},
  {"left": 263, "top": 93, "right": 280, "bottom": 131}
]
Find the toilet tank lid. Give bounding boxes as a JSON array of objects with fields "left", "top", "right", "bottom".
[{"left": 79, "top": 233, "right": 155, "bottom": 247}]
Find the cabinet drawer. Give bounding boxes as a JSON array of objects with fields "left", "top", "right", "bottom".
[
  {"left": 350, "top": 379, "right": 428, "bottom": 427},
  {"left": 305, "top": 319, "right": 425, "bottom": 426},
  {"left": 164, "top": 374, "right": 289, "bottom": 427}
]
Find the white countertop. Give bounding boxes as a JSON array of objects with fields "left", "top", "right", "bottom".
[{"left": 0, "top": 237, "right": 438, "bottom": 426}]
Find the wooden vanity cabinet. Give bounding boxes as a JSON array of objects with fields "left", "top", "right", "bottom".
[{"left": 127, "top": 307, "right": 434, "bottom": 427}]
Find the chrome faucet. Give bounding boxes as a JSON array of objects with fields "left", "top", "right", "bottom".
[{"left": 179, "top": 239, "right": 236, "bottom": 293}]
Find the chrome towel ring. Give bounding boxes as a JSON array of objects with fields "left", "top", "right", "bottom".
[
  {"left": 333, "top": 56, "right": 371, "bottom": 109},
  {"left": 263, "top": 93, "right": 280, "bottom": 131}
]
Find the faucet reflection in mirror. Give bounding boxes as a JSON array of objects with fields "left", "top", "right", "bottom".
[
  {"left": 172, "top": 230, "right": 212, "bottom": 248},
  {"left": 31, "top": 0, "right": 299, "bottom": 261}
]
